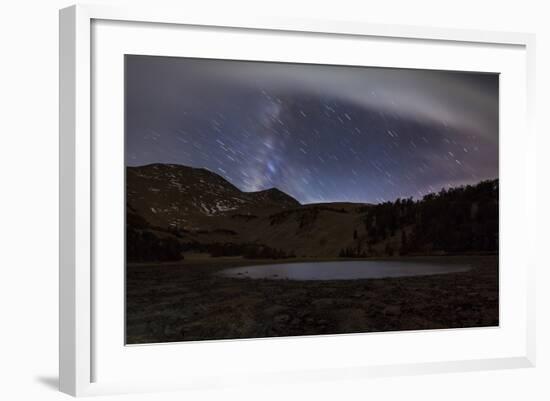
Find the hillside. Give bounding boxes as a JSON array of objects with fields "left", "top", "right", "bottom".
[{"left": 126, "top": 163, "right": 498, "bottom": 262}]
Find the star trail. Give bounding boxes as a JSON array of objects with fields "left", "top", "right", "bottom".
[{"left": 125, "top": 55, "right": 498, "bottom": 204}]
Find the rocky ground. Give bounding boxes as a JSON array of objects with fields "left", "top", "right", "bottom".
[{"left": 126, "top": 255, "right": 498, "bottom": 344}]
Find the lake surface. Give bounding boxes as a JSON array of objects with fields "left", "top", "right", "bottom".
[{"left": 219, "top": 260, "right": 471, "bottom": 281}]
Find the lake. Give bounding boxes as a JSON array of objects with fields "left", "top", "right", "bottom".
[{"left": 218, "top": 260, "right": 471, "bottom": 281}]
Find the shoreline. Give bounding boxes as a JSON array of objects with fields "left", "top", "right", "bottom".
[
  {"left": 127, "top": 253, "right": 497, "bottom": 269},
  {"left": 126, "top": 255, "right": 498, "bottom": 344}
]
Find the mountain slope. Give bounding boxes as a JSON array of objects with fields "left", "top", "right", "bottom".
[
  {"left": 127, "top": 163, "right": 300, "bottom": 230},
  {"left": 127, "top": 163, "right": 498, "bottom": 261},
  {"left": 127, "top": 163, "right": 371, "bottom": 258}
]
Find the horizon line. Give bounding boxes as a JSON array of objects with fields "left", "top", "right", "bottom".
[{"left": 126, "top": 162, "right": 498, "bottom": 206}]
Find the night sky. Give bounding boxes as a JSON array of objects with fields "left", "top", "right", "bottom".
[{"left": 126, "top": 55, "right": 498, "bottom": 204}]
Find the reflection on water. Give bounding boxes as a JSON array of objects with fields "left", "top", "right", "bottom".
[{"left": 219, "top": 260, "right": 471, "bottom": 281}]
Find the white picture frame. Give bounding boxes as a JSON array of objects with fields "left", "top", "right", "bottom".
[{"left": 59, "top": 4, "right": 536, "bottom": 397}]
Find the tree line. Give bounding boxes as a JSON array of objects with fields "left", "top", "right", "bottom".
[{"left": 340, "top": 179, "right": 498, "bottom": 257}]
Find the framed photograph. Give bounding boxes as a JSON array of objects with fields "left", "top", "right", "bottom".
[{"left": 59, "top": 4, "right": 536, "bottom": 396}]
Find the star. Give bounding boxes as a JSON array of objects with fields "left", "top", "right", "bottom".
[{"left": 126, "top": 55, "right": 498, "bottom": 204}]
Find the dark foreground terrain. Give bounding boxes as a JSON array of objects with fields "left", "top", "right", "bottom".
[{"left": 126, "top": 255, "right": 498, "bottom": 344}]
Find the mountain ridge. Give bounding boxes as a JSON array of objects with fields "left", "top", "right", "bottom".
[{"left": 126, "top": 163, "right": 498, "bottom": 261}]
